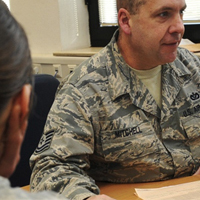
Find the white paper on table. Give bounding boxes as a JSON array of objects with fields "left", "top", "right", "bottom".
[{"left": 135, "top": 180, "right": 200, "bottom": 200}]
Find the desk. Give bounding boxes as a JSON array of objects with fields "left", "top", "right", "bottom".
[
  {"left": 53, "top": 47, "right": 102, "bottom": 57},
  {"left": 22, "top": 175, "right": 200, "bottom": 199},
  {"left": 22, "top": 185, "right": 30, "bottom": 191},
  {"left": 97, "top": 175, "right": 200, "bottom": 199},
  {"left": 53, "top": 46, "right": 200, "bottom": 59}
]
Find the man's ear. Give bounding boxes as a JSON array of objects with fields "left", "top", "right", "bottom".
[{"left": 118, "top": 8, "right": 131, "bottom": 35}]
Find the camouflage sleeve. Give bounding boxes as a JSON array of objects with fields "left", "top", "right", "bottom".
[{"left": 30, "top": 82, "right": 100, "bottom": 200}]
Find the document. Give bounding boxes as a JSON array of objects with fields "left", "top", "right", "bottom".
[{"left": 135, "top": 180, "right": 200, "bottom": 200}]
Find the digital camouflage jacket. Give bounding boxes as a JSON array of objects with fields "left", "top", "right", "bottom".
[{"left": 30, "top": 30, "right": 200, "bottom": 200}]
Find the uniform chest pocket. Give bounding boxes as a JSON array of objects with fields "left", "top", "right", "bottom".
[
  {"left": 100, "top": 122, "right": 159, "bottom": 162},
  {"left": 181, "top": 113, "right": 200, "bottom": 162},
  {"left": 182, "top": 113, "right": 200, "bottom": 141}
]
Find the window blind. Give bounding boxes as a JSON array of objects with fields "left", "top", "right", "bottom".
[
  {"left": 98, "top": 0, "right": 118, "bottom": 26},
  {"left": 98, "top": 0, "right": 200, "bottom": 26},
  {"left": 184, "top": 1, "right": 200, "bottom": 23}
]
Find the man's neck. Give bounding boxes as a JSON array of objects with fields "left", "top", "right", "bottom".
[{"left": 117, "top": 36, "right": 159, "bottom": 70}]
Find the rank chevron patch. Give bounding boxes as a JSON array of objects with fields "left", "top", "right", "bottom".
[{"left": 34, "top": 130, "right": 55, "bottom": 154}]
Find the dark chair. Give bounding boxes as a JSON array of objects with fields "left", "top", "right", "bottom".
[{"left": 9, "top": 74, "right": 60, "bottom": 187}]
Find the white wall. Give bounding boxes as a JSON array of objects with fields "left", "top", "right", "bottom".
[{"left": 10, "top": 0, "right": 91, "bottom": 54}]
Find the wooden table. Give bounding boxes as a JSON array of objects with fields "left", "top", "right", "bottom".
[
  {"left": 96, "top": 175, "right": 200, "bottom": 200},
  {"left": 22, "top": 175, "right": 200, "bottom": 199},
  {"left": 53, "top": 47, "right": 102, "bottom": 57},
  {"left": 53, "top": 45, "right": 200, "bottom": 59}
]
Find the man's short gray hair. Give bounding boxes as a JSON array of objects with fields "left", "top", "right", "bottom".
[{"left": 117, "top": 0, "right": 147, "bottom": 14}]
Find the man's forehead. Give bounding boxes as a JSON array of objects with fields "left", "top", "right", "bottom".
[{"left": 140, "top": 0, "right": 186, "bottom": 11}]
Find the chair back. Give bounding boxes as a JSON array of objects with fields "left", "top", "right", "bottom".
[{"left": 9, "top": 74, "right": 60, "bottom": 187}]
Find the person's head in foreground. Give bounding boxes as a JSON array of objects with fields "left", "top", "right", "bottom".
[{"left": 0, "top": 0, "right": 32, "bottom": 178}]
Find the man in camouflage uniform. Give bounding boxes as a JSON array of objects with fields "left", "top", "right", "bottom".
[{"left": 30, "top": 0, "right": 200, "bottom": 199}]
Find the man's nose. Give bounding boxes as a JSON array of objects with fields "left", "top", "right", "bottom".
[{"left": 169, "top": 15, "right": 185, "bottom": 35}]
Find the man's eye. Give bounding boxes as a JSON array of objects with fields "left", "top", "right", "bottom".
[
  {"left": 159, "top": 12, "right": 169, "bottom": 17},
  {"left": 180, "top": 9, "right": 185, "bottom": 16}
]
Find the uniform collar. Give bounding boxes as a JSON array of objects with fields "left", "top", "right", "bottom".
[
  {"left": 106, "top": 30, "right": 192, "bottom": 118},
  {"left": 106, "top": 29, "right": 131, "bottom": 101},
  {"left": 169, "top": 49, "right": 192, "bottom": 78}
]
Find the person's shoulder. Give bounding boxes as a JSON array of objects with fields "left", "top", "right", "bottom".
[
  {"left": 0, "top": 176, "right": 66, "bottom": 200},
  {"left": 177, "top": 47, "right": 200, "bottom": 65},
  {"left": 66, "top": 45, "right": 113, "bottom": 86},
  {"left": 176, "top": 47, "right": 200, "bottom": 73},
  {"left": 177, "top": 46, "right": 198, "bottom": 59}
]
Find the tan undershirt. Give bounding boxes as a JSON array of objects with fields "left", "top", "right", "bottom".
[{"left": 132, "top": 65, "right": 162, "bottom": 108}]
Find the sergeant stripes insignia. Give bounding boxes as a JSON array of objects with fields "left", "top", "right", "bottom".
[{"left": 34, "top": 130, "right": 55, "bottom": 154}]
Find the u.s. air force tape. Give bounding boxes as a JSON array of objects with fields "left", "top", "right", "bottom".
[{"left": 34, "top": 130, "right": 55, "bottom": 154}]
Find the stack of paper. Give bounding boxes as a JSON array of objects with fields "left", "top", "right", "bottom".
[{"left": 135, "top": 180, "right": 200, "bottom": 200}]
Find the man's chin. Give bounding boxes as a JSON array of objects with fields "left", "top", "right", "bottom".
[{"left": 163, "top": 51, "right": 177, "bottom": 64}]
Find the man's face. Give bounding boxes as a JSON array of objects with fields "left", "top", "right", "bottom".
[{"left": 128, "top": 0, "right": 186, "bottom": 67}]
